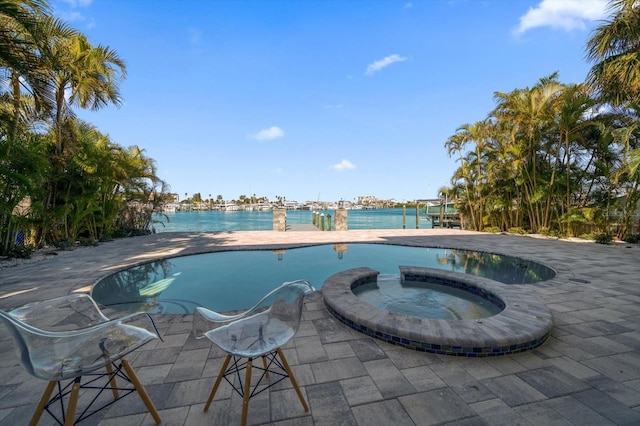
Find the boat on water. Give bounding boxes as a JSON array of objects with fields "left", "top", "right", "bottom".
[
  {"left": 221, "top": 203, "right": 240, "bottom": 212},
  {"left": 162, "top": 203, "right": 179, "bottom": 213}
]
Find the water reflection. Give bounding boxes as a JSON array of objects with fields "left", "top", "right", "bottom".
[
  {"left": 433, "top": 248, "right": 554, "bottom": 284},
  {"left": 272, "top": 249, "right": 286, "bottom": 261},
  {"left": 333, "top": 244, "right": 348, "bottom": 260},
  {"left": 92, "top": 259, "right": 190, "bottom": 313}
]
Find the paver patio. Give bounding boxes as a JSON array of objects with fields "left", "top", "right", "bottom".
[{"left": 1, "top": 229, "right": 639, "bottom": 425}]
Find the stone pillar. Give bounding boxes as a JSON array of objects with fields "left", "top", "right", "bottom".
[
  {"left": 273, "top": 208, "right": 287, "bottom": 231},
  {"left": 334, "top": 208, "right": 348, "bottom": 231}
]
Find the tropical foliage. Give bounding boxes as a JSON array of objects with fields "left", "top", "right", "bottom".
[
  {"left": 444, "top": 0, "right": 640, "bottom": 240},
  {"left": 1, "top": 0, "right": 169, "bottom": 256}
]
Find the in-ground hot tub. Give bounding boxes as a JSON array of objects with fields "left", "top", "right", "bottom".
[
  {"left": 353, "top": 273, "right": 504, "bottom": 320},
  {"left": 322, "top": 266, "right": 553, "bottom": 357}
]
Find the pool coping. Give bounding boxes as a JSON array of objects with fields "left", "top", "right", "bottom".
[{"left": 321, "top": 266, "right": 554, "bottom": 357}]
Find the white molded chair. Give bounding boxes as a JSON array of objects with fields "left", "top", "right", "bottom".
[
  {"left": 0, "top": 293, "right": 162, "bottom": 425},
  {"left": 193, "top": 280, "right": 315, "bottom": 426}
]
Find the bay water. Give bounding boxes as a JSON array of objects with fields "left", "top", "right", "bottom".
[{"left": 153, "top": 207, "right": 432, "bottom": 232}]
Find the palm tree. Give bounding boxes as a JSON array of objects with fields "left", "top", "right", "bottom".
[
  {"left": 0, "top": 0, "right": 50, "bottom": 112},
  {"left": 0, "top": 1, "right": 76, "bottom": 152},
  {"left": 0, "top": 2, "right": 171, "bottom": 251},
  {"left": 607, "top": 104, "right": 640, "bottom": 237},
  {"left": 42, "top": 33, "right": 126, "bottom": 239},
  {"left": 554, "top": 83, "right": 597, "bottom": 219},
  {"left": 630, "top": 143, "right": 640, "bottom": 177},
  {"left": 445, "top": 132, "right": 478, "bottom": 228},
  {"left": 454, "top": 120, "right": 494, "bottom": 231},
  {"left": 492, "top": 74, "right": 564, "bottom": 232},
  {"left": 586, "top": 0, "right": 640, "bottom": 106},
  {"left": 47, "top": 33, "right": 126, "bottom": 156},
  {"left": 586, "top": 0, "right": 640, "bottom": 236}
]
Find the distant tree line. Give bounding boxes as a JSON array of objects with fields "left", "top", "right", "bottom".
[
  {"left": 178, "top": 193, "right": 270, "bottom": 205},
  {"left": 1, "top": 0, "right": 170, "bottom": 256},
  {"left": 443, "top": 0, "right": 640, "bottom": 240}
]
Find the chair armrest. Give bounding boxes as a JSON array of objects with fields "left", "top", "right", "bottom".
[{"left": 110, "top": 311, "right": 163, "bottom": 342}]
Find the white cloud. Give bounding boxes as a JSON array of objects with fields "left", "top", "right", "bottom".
[
  {"left": 57, "top": 10, "right": 84, "bottom": 22},
  {"left": 54, "top": 0, "right": 93, "bottom": 26},
  {"left": 324, "top": 104, "right": 343, "bottom": 109},
  {"left": 251, "top": 126, "right": 284, "bottom": 141},
  {"left": 365, "top": 54, "right": 408, "bottom": 76},
  {"left": 514, "top": 0, "right": 608, "bottom": 35},
  {"left": 58, "top": 0, "right": 93, "bottom": 6},
  {"left": 331, "top": 159, "right": 356, "bottom": 171}
]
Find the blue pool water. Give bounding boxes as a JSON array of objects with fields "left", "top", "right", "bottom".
[{"left": 92, "top": 244, "right": 555, "bottom": 314}]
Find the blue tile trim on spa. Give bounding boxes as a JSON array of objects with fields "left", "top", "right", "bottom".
[{"left": 321, "top": 266, "right": 554, "bottom": 357}]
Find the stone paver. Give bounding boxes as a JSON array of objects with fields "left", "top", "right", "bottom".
[{"left": 1, "top": 229, "right": 639, "bottom": 425}]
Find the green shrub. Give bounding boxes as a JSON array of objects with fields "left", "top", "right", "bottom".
[
  {"left": 53, "top": 238, "right": 75, "bottom": 250},
  {"left": 6, "top": 244, "right": 34, "bottom": 259},
  {"left": 78, "top": 238, "right": 99, "bottom": 247},
  {"left": 624, "top": 234, "right": 640, "bottom": 244},
  {"left": 579, "top": 233, "right": 597, "bottom": 241},
  {"left": 594, "top": 233, "right": 613, "bottom": 244},
  {"left": 508, "top": 227, "right": 528, "bottom": 235},
  {"left": 538, "top": 227, "right": 566, "bottom": 238},
  {"left": 549, "top": 229, "right": 568, "bottom": 239},
  {"left": 111, "top": 228, "right": 151, "bottom": 238},
  {"left": 483, "top": 226, "right": 501, "bottom": 233}
]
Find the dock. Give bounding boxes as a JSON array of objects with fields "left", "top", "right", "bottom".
[
  {"left": 424, "top": 201, "right": 462, "bottom": 229},
  {"left": 286, "top": 223, "right": 319, "bottom": 231}
]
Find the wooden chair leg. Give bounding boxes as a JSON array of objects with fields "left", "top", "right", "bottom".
[
  {"left": 262, "top": 356, "right": 269, "bottom": 379},
  {"left": 64, "top": 377, "right": 81, "bottom": 426},
  {"left": 105, "top": 362, "right": 120, "bottom": 399},
  {"left": 29, "top": 381, "right": 57, "bottom": 426},
  {"left": 277, "top": 347, "right": 309, "bottom": 412},
  {"left": 240, "top": 359, "right": 252, "bottom": 426},
  {"left": 205, "top": 354, "right": 232, "bottom": 411},
  {"left": 121, "top": 359, "right": 161, "bottom": 425}
]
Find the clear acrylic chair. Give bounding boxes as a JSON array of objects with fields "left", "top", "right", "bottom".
[
  {"left": 193, "top": 280, "right": 315, "bottom": 426},
  {"left": 0, "top": 293, "right": 163, "bottom": 425}
]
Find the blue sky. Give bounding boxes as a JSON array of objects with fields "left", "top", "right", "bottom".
[{"left": 56, "top": 0, "right": 610, "bottom": 203}]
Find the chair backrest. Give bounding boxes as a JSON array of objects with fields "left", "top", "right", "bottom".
[
  {"left": 195, "top": 280, "right": 315, "bottom": 358},
  {"left": 249, "top": 278, "right": 313, "bottom": 304},
  {"left": 0, "top": 294, "right": 159, "bottom": 380},
  {"left": 0, "top": 294, "right": 111, "bottom": 378},
  {"left": 245, "top": 280, "right": 315, "bottom": 334}
]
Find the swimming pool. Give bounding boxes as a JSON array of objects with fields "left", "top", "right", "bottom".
[{"left": 91, "top": 243, "right": 555, "bottom": 314}]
